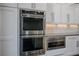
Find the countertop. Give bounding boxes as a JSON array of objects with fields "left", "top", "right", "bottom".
[
  {"left": 21, "top": 33, "right": 79, "bottom": 38},
  {"left": 45, "top": 32, "right": 79, "bottom": 37}
]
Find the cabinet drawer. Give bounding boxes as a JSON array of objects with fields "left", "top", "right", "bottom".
[{"left": 46, "top": 49, "right": 65, "bottom": 56}]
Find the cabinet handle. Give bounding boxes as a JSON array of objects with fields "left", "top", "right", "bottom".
[
  {"left": 77, "top": 41, "right": 79, "bottom": 47},
  {"left": 67, "top": 14, "right": 70, "bottom": 23},
  {"left": 51, "top": 12, "right": 54, "bottom": 22}
]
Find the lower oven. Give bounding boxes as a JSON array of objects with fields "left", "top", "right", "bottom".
[
  {"left": 20, "top": 36, "right": 45, "bottom": 56},
  {"left": 46, "top": 36, "right": 65, "bottom": 50}
]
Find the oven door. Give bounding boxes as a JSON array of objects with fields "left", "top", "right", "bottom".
[
  {"left": 20, "top": 16, "right": 44, "bottom": 35},
  {"left": 23, "top": 37, "right": 43, "bottom": 51},
  {"left": 47, "top": 36, "right": 65, "bottom": 50},
  {"left": 20, "top": 36, "right": 45, "bottom": 55},
  {"left": 23, "top": 17, "right": 43, "bottom": 30}
]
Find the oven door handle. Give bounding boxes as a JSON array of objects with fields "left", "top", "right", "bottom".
[{"left": 20, "top": 35, "right": 45, "bottom": 38}]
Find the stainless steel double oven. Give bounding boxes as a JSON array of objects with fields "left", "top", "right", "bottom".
[{"left": 20, "top": 9, "right": 46, "bottom": 56}]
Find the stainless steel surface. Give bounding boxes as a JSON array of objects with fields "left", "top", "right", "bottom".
[
  {"left": 24, "top": 49, "right": 45, "bottom": 56},
  {"left": 21, "top": 35, "right": 45, "bottom": 38},
  {"left": 25, "top": 31, "right": 44, "bottom": 35},
  {"left": 20, "top": 9, "right": 46, "bottom": 56},
  {"left": 21, "top": 14, "right": 44, "bottom": 18},
  {"left": 20, "top": 9, "right": 45, "bottom": 35},
  {"left": 46, "top": 36, "right": 65, "bottom": 50}
]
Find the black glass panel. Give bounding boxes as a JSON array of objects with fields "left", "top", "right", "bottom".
[
  {"left": 23, "top": 37, "right": 43, "bottom": 52},
  {"left": 23, "top": 17, "right": 43, "bottom": 30}
]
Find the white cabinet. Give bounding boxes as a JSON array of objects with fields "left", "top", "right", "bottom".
[
  {"left": 69, "top": 4, "right": 79, "bottom": 24},
  {"left": 53, "top": 4, "right": 62, "bottom": 24},
  {"left": 65, "top": 36, "right": 78, "bottom": 55},
  {"left": 0, "top": 6, "right": 18, "bottom": 56},
  {"left": 35, "top": 3, "right": 47, "bottom": 11},
  {"left": 18, "top": 3, "right": 32, "bottom": 9},
  {"left": 0, "top": 41, "right": 2, "bottom": 56},
  {"left": 2, "top": 39, "right": 17, "bottom": 56},
  {"left": 46, "top": 49, "right": 65, "bottom": 56},
  {"left": 76, "top": 40, "right": 79, "bottom": 54},
  {"left": 46, "top": 3, "right": 54, "bottom": 23},
  {"left": 75, "top": 36, "right": 79, "bottom": 54},
  {"left": 0, "top": 3, "right": 17, "bottom": 7},
  {"left": 1, "top": 7, "right": 17, "bottom": 38},
  {"left": 46, "top": 11, "right": 54, "bottom": 23},
  {"left": 46, "top": 3, "right": 69, "bottom": 24},
  {"left": 0, "top": 6, "right": 2, "bottom": 56},
  {"left": 69, "top": 6, "right": 75, "bottom": 24},
  {"left": 18, "top": 3, "right": 47, "bottom": 11},
  {"left": 53, "top": 4, "right": 70, "bottom": 24},
  {"left": 61, "top": 4, "right": 70, "bottom": 24}
]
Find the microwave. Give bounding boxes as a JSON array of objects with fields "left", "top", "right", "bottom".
[{"left": 47, "top": 36, "right": 65, "bottom": 50}]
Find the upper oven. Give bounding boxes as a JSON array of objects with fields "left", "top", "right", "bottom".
[{"left": 20, "top": 9, "right": 45, "bottom": 35}]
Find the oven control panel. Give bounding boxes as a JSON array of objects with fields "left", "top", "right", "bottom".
[{"left": 21, "top": 10, "right": 44, "bottom": 15}]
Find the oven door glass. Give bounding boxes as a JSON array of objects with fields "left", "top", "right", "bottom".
[
  {"left": 22, "top": 37, "right": 43, "bottom": 52},
  {"left": 48, "top": 37, "right": 65, "bottom": 50},
  {"left": 23, "top": 17, "right": 43, "bottom": 30}
]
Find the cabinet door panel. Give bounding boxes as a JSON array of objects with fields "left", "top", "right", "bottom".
[
  {"left": 0, "top": 3, "right": 17, "bottom": 7},
  {"left": 0, "top": 41, "right": 2, "bottom": 56},
  {"left": 35, "top": 3, "right": 47, "bottom": 11},
  {"left": 0, "top": 7, "right": 2, "bottom": 37},
  {"left": 74, "top": 6, "right": 79, "bottom": 24},
  {"left": 1, "top": 7, "right": 17, "bottom": 38},
  {"left": 2, "top": 39, "right": 17, "bottom": 56},
  {"left": 69, "top": 4, "right": 79, "bottom": 24},
  {"left": 46, "top": 49, "right": 65, "bottom": 56},
  {"left": 61, "top": 4, "right": 69, "bottom": 23},
  {"left": 76, "top": 37, "right": 79, "bottom": 54},
  {"left": 53, "top": 4, "right": 61, "bottom": 23},
  {"left": 18, "top": 3, "right": 32, "bottom": 9},
  {"left": 65, "top": 36, "right": 77, "bottom": 55}
]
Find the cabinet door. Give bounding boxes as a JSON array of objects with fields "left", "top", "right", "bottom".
[
  {"left": 47, "top": 3, "right": 53, "bottom": 12},
  {"left": 53, "top": 4, "right": 62, "bottom": 24},
  {"left": 75, "top": 36, "right": 79, "bottom": 54},
  {"left": 65, "top": 36, "right": 77, "bottom": 55},
  {"left": 69, "top": 4, "right": 79, "bottom": 24},
  {"left": 18, "top": 3, "right": 32, "bottom": 9},
  {"left": 35, "top": 3, "right": 47, "bottom": 11},
  {"left": 69, "top": 5, "right": 76, "bottom": 24},
  {"left": 0, "top": 7, "right": 2, "bottom": 37},
  {"left": 61, "top": 4, "right": 69, "bottom": 24},
  {"left": 46, "top": 3, "right": 61, "bottom": 24},
  {"left": 46, "top": 49, "right": 65, "bottom": 56},
  {"left": 0, "top": 3, "right": 17, "bottom": 7},
  {"left": 74, "top": 6, "right": 79, "bottom": 24},
  {"left": 46, "top": 4, "right": 54, "bottom": 23},
  {"left": 1, "top": 7, "right": 17, "bottom": 38},
  {"left": 0, "top": 41, "right": 2, "bottom": 56},
  {"left": 76, "top": 41, "right": 79, "bottom": 54},
  {"left": 2, "top": 38, "right": 17, "bottom": 56},
  {"left": 0, "top": 7, "right": 18, "bottom": 56},
  {"left": 46, "top": 12, "right": 54, "bottom": 23}
]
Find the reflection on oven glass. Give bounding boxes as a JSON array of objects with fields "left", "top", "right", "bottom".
[{"left": 48, "top": 37, "right": 65, "bottom": 50}]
